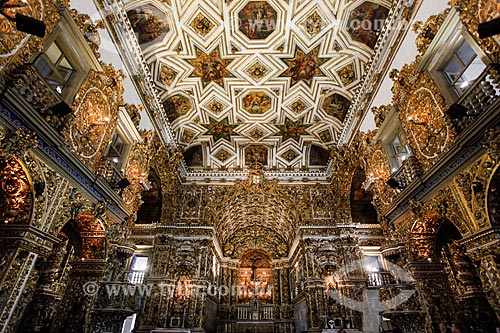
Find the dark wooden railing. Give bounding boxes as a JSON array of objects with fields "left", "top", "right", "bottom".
[
  {"left": 388, "top": 156, "right": 423, "bottom": 190},
  {"left": 10, "top": 64, "right": 71, "bottom": 131},
  {"left": 445, "top": 64, "right": 500, "bottom": 134}
]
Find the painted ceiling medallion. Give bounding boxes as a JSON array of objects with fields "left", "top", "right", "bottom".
[
  {"left": 244, "top": 145, "right": 268, "bottom": 166},
  {"left": 248, "top": 127, "right": 266, "bottom": 141},
  {"left": 318, "top": 129, "right": 333, "bottom": 143},
  {"left": 187, "top": 48, "right": 233, "bottom": 87},
  {"left": 242, "top": 91, "right": 272, "bottom": 114},
  {"left": 245, "top": 60, "right": 270, "bottom": 81},
  {"left": 238, "top": 1, "right": 277, "bottom": 40},
  {"left": 159, "top": 64, "right": 178, "bottom": 86},
  {"left": 337, "top": 63, "right": 356, "bottom": 86},
  {"left": 206, "top": 99, "right": 226, "bottom": 115},
  {"left": 181, "top": 128, "right": 197, "bottom": 144},
  {"left": 214, "top": 148, "right": 233, "bottom": 163},
  {"left": 282, "top": 46, "right": 329, "bottom": 86},
  {"left": 163, "top": 94, "right": 192, "bottom": 123},
  {"left": 127, "top": 4, "right": 170, "bottom": 48},
  {"left": 289, "top": 98, "right": 310, "bottom": 115},
  {"left": 190, "top": 13, "right": 215, "bottom": 37},
  {"left": 282, "top": 148, "right": 299, "bottom": 162},
  {"left": 304, "top": 12, "right": 325, "bottom": 36}
]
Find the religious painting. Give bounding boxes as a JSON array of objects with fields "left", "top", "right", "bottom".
[
  {"left": 242, "top": 91, "right": 272, "bottom": 114},
  {"left": 309, "top": 145, "right": 330, "bottom": 166},
  {"left": 184, "top": 145, "right": 204, "bottom": 167},
  {"left": 127, "top": 5, "right": 170, "bottom": 48},
  {"left": 282, "top": 46, "right": 328, "bottom": 86},
  {"left": 187, "top": 48, "right": 233, "bottom": 86},
  {"left": 479, "top": 0, "right": 500, "bottom": 22},
  {"left": 322, "top": 93, "right": 351, "bottom": 122},
  {"left": 238, "top": 1, "right": 277, "bottom": 40},
  {"left": 346, "top": 2, "right": 389, "bottom": 49},
  {"left": 163, "top": 94, "right": 192, "bottom": 123},
  {"left": 244, "top": 145, "right": 268, "bottom": 166}
]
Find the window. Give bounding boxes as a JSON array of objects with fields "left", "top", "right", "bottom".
[
  {"left": 417, "top": 8, "right": 491, "bottom": 104},
  {"left": 373, "top": 106, "right": 412, "bottom": 173},
  {"left": 388, "top": 132, "right": 411, "bottom": 171},
  {"left": 441, "top": 40, "right": 487, "bottom": 96},
  {"left": 34, "top": 41, "right": 76, "bottom": 96},
  {"left": 364, "top": 255, "right": 383, "bottom": 273},
  {"left": 106, "top": 130, "right": 130, "bottom": 169},
  {"left": 32, "top": 8, "right": 101, "bottom": 103},
  {"left": 128, "top": 255, "right": 148, "bottom": 284}
]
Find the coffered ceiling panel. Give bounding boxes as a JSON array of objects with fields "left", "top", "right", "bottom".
[{"left": 124, "top": 0, "right": 392, "bottom": 175}]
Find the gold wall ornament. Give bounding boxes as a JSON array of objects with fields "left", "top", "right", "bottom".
[
  {"left": 406, "top": 87, "right": 450, "bottom": 159},
  {"left": 454, "top": 153, "right": 497, "bottom": 231},
  {"left": 409, "top": 212, "right": 444, "bottom": 261},
  {"left": 476, "top": 255, "right": 500, "bottom": 318},
  {"left": 69, "top": 88, "right": 112, "bottom": 158},
  {"left": 70, "top": 9, "right": 105, "bottom": 58},
  {"left": 1, "top": 0, "right": 62, "bottom": 69},
  {"left": 121, "top": 130, "right": 155, "bottom": 213},
  {"left": 0, "top": 0, "right": 42, "bottom": 58},
  {"left": 371, "top": 105, "right": 391, "bottom": 128},
  {"left": 413, "top": 12, "right": 447, "bottom": 55},
  {"left": 0, "top": 156, "right": 34, "bottom": 224},
  {"left": 485, "top": 128, "right": 500, "bottom": 164},
  {"left": 0, "top": 129, "right": 38, "bottom": 159},
  {"left": 391, "top": 61, "right": 454, "bottom": 171},
  {"left": 364, "top": 138, "right": 393, "bottom": 212},
  {"left": 427, "top": 187, "right": 473, "bottom": 236},
  {"left": 449, "top": 0, "right": 500, "bottom": 63},
  {"left": 65, "top": 66, "right": 125, "bottom": 170}
]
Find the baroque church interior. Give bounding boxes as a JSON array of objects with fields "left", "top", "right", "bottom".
[{"left": 1, "top": 0, "right": 500, "bottom": 332}]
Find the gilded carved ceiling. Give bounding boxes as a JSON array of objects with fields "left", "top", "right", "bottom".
[{"left": 124, "top": 0, "right": 391, "bottom": 174}]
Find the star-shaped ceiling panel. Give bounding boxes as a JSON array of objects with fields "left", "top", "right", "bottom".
[{"left": 125, "top": 0, "right": 391, "bottom": 173}]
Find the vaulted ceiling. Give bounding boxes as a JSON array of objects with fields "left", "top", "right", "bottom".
[{"left": 124, "top": 0, "right": 391, "bottom": 176}]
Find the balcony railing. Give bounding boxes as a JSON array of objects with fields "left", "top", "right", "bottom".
[
  {"left": 367, "top": 271, "right": 393, "bottom": 287},
  {"left": 387, "top": 156, "right": 423, "bottom": 190},
  {"left": 445, "top": 64, "right": 500, "bottom": 134},
  {"left": 97, "top": 158, "right": 130, "bottom": 191},
  {"left": 235, "top": 304, "right": 275, "bottom": 320},
  {"left": 10, "top": 64, "right": 71, "bottom": 131},
  {"left": 123, "top": 270, "right": 145, "bottom": 284}
]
